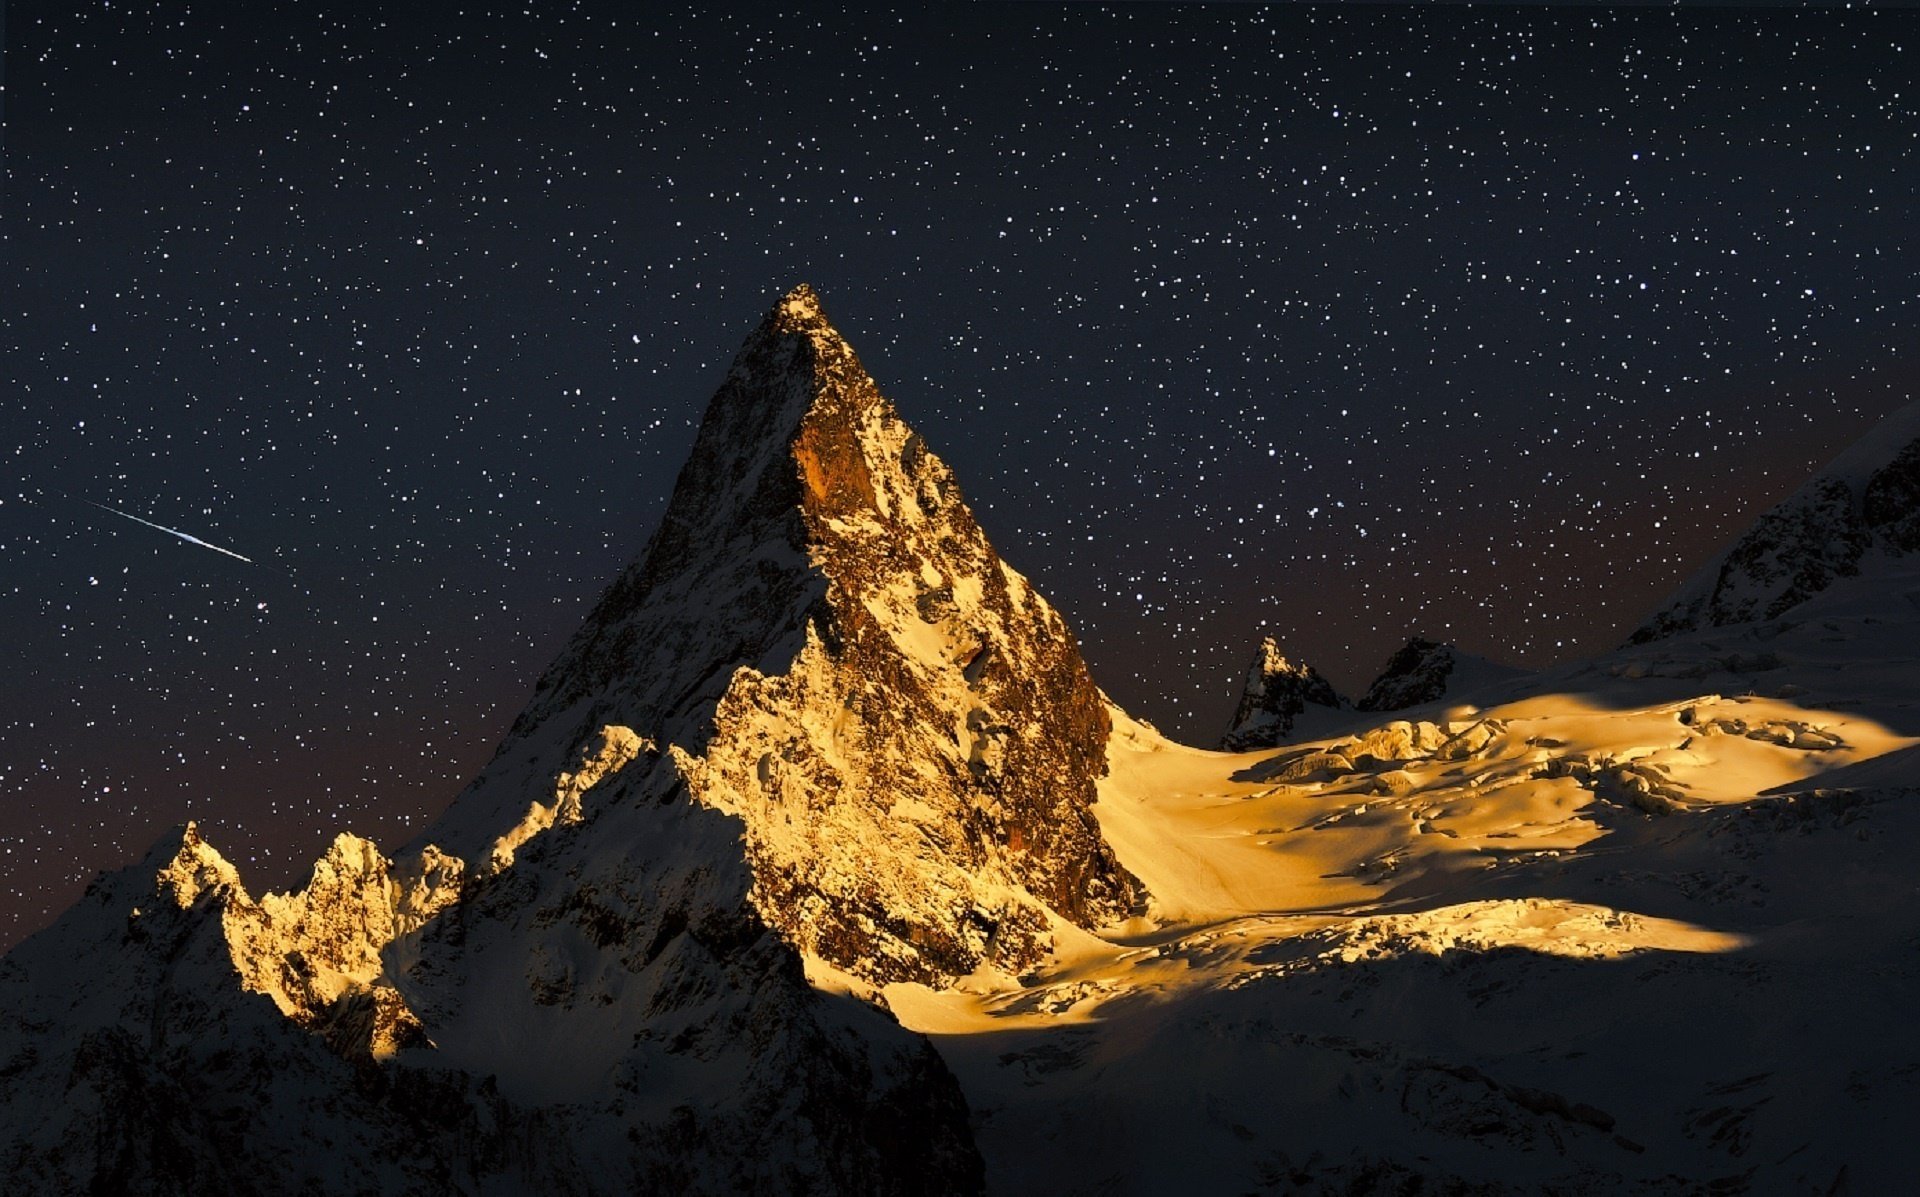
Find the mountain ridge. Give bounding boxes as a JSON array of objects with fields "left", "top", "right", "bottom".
[{"left": 1630, "top": 399, "right": 1920, "bottom": 643}]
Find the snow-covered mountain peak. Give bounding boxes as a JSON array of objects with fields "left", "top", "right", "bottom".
[
  {"left": 411, "top": 284, "right": 1142, "bottom": 996},
  {"left": 772, "top": 279, "right": 827, "bottom": 325}
]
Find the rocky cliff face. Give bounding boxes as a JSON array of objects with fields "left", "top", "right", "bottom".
[
  {"left": 0, "top": 284, "right": 1154, "bottom": 1194},
  {"left": 1219, "top": 637, "right": 1344, "bottom": 751},
  {"left": 1631, "top": 400, "right": 1920, "bottom": 643}
]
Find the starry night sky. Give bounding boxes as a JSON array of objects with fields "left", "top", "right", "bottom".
[{"left": 4, "top": 2, "right": 1917, "bottom": 945}]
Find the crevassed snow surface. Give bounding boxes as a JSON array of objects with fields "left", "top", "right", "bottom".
[{"left": 873, "top": 582, "right": 1920, "bottom": 1193}]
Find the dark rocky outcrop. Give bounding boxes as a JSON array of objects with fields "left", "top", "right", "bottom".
[
  {"left": 1862, "top": 437, "right": 1920, "bottom": 552},
  {"left": 1357, "top": 637, "right": 1459, "bottom": 713}
]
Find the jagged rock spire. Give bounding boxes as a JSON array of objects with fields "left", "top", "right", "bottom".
[{"left": 1220, "top": 637, "right": 1345, "bottom": 751}]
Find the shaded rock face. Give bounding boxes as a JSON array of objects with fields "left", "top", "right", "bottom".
[
  {"left": 397, "top": 764, "right": 983, "bottom": 1195},
  {"left": 1631, "top": 479, "right": 1871, "bottom": 643},
  {"left": 1862, "top": 437, "right": 1920, "bottom": 553},
  {"left": 426, "top": 282, "right": 1142, "bottom": 986},
  {"left": 1357, "top": 638, "right": 1458, "bottom": 713},
  {"left": 1632, "top": 406, "right": 1920, "bottom": 643},
  {"left": 1220, "top": 637, "right": 1345, "bottom": 751}
]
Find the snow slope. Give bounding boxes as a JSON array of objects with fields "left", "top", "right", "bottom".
[
  {"left": 880, "top": 639, "right": 1920, "bottom": 1191},
  {"left": 876, "top": 398, "right": 1920, "bottom": 1192}
]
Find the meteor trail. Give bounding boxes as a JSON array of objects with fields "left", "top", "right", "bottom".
[{"left": 84, "top": 500, "right": 256, "bottom": 565}]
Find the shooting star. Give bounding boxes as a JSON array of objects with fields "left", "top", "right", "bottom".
[{"left": 84, "top": 500, "right": 255, "bottom": 565}]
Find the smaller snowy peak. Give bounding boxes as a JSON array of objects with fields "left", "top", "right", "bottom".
[
  {"left": 151, "top": 826, "right": 460, "bottom": 1059},
  {"left": 83, "top": 820, "right": 468, "bottom": 1063},
  {"left": 1631, "top": 400, "right": 1920, "bottom": 643},
  {"left": 1220, "top": 637, "right": 1345, "bottom": 751},
  {"left": 1356, "top": 637, "right": 1527, "bottom": 713}
]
